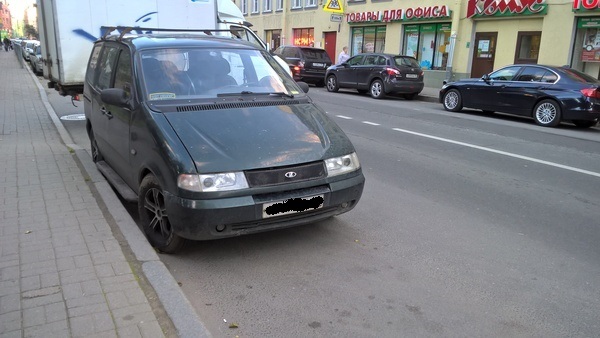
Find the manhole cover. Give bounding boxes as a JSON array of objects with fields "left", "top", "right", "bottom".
[{"left": 60, "top": 114, "right": 86, "bottom": 121}]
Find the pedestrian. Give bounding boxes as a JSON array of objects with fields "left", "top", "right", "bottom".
[
  {"left": 337, "top": 46, "right": 350, "bottom": 64},
  {"left": 3, "top": 37, "right": 9, "bottom": 52}
]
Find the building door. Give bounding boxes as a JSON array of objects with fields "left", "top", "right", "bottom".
[
  {"left": 471, "top": 32, "right": 497, "bottom": 78},
  {"left": 324, "top": 32, "right": 337, "bottom": 63}
]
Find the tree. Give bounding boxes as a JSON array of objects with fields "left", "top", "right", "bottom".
[{"left": 24, "top": 24, "right": 38, "bottom": 39}]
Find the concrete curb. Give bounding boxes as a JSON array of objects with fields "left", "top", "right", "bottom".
[{"left": 29, "top": 62, "right": 212, "bottom": 338}]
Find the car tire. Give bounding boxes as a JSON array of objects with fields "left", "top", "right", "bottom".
[
  {"left": 442, "top": 89, "right": 462, "bottom": 112},
  {"left": 572, "top": 119, "right": 598, "bottom": 128},
  {"left": 403, "top": 93, "right": 418, "bottom": 100},
  {"left": 326, "top": 75, "right": 339, "bottom": 92},
  {"left": 90, "top": 130, "right": 104, "bottom": 163},
  {"left": 357, "top": 89, "right": 367, "bottom": 95},
  {"left": 533, "top": 99, "right": 561, "bottom": 127},
  {"left": 138, "top": 174, "right": 186, "bottom": 254},
  {"left": 370, "top": 79, "right": 385, "bottom": 99}
]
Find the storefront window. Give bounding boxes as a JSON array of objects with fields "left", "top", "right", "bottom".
[
  {"left": 571, "top": 17, "right": 600, "bottom": 79},
  {"left": 350, "top": 26, "right": 386, "bottom": 55},
  {"left": 265, "top": 30, "right": 281, "bottom": 52},
  {"left": 293, "top": 28, "right": 314, "bottom": 46},
  {"left": 403, "top": 23, "right": 451, "bottom": 70}
]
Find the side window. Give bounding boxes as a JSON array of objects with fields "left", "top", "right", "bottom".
[
  {"left": 376, "top": 56, "right": 387, "bottom": 65},
  {"left": 114, "top": 49, "right": 132, "bottom": 98},
  {"left": 489, "top": 66, "right": 521, "bottom": 81},
  {"left": 364, "top": 55, "right": 376, "bottom": 65},
  {"left": 86, "top": 44, "right": 103, "bottom": 85},
  {"left": 347, "top": 55, "right": 364, "bottom": 66},
  {"left": 515, "top": 66, "right": 546, "bottom": 82},
  {"left": 541, "top": 71, "right": 558, "bottom": 83},
  {"left": 96, "top": 46, "right": 120, "bottom": 90}
]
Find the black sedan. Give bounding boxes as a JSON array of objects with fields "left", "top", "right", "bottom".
[
  {"left": 440, "top": 64, "right": 600, "bottom": 128},
  {"left": 326, "top": 53, "right": 424, "bottom": 100}
]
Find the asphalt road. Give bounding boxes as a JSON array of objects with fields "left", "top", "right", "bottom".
[{"left": 44, "top": 78, "right": 600, "bottom": 337}]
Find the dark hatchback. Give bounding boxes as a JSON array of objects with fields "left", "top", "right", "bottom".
[
  {"left": 325, "top": 53, "right": 424, "bottom": 100},
  {"left": 84, "top": 29, "right": 364, "bottom": 253},
  {"left": 273, "top": 45, "right": 332, "bottom": 87},
  {"left": 440, "top": 64, "right": 600, "bottom": 128}
]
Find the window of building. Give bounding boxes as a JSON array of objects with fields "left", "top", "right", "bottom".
[
  {"left": 276, "top": 0, "right": 283, "bottom": 10},
  {"left": 514, "top": 31, "right": 541, "bottom": 64},
  {"left": 293, "top": 28, "right": 314, "bottom": 46},
  {"left": 402, "top": 23, "right": 451, "bottom": 70},
  {"left": 252, "top": 0, "right": 259, "bottom": 13},
  {"left": 306, "top": 0, "right": 317, "bottom": 7},
  {"left": 292, "top": 0, "right": 302, "bottom": 9},
  {"left": 350, "top": 26, "right": 386, "bottom": 55},
  {"left": 263, "top": 0, "right": 272, "bottom": 11},
  {"left": 241, "top": 0, "right": 248, "bottom": 14}
]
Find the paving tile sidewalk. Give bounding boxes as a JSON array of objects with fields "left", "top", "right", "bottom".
[{"left": 0, "top": 49, "right": 171, "bottom": 337}]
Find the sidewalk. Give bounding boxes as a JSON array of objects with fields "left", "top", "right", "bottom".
[{"left": 0, "top": 50, "right": 206, "bottom": 336}]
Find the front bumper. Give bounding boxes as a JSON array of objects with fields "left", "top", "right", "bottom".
[{"left": 165, "top": 172, "right": 365, "bottom": 240}]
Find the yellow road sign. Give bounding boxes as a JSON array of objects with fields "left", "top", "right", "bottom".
[{"left": 323, "top": 0, "right": 344, "bottom": 13}]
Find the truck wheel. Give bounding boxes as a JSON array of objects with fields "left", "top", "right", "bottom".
[{"left": 138, "top": 174, "right": 186, "bottom": 253}]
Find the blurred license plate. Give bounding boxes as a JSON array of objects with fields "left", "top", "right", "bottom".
[
  {"left": 406, "top": 74, "right": 418, "bottom": 79},
  {"left": 313, "top": 63, "right": 325, "bottom": 67},
  {"left": 262, "top": 194, "right": 324, "bottom": 218}
]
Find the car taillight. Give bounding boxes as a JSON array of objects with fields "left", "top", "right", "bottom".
[
  {"left": 386, "top": 68, "right": 400, "bottom": 76},
  {"left": 581, "top": 88, "right": 600, "bottom": 99}
]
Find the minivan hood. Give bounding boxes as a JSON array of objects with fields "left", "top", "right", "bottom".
[{"left": 163, "top": 103, "right": 354, "bottom": 173}]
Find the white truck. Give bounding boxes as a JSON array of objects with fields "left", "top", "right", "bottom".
[{"left": 36, "top": 0, "right": 279, "bottom": 97}]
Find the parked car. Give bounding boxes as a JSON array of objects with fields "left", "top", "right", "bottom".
[
  {"left": 325, "top": 53, "right": 424, "bottom": 100},
  {"left": 440, "top": 64, "right": 600, "bottom": 128},
  {"left": 20, "top": 40, "right": 38, "bottom": 61},
  {"left": 273, "top": 45, "right": 332, "bottom": 87},
  {"left": 84, "top": 29, "right": 365, "bottom": 253},
  {"left": 29, "top": 43, "right": 43, "bottom": 75}
]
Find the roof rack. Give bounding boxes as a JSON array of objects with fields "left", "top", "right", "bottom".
[{"left": 100, "top": 26, "right": 248, "bottom": 41}]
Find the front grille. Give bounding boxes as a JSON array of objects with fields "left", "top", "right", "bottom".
[{"left": 245, "top": 161, "right": 326, "bottom": 187}]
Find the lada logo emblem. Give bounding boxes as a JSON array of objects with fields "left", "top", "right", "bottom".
[{"left": 284, "top": 171, "right": 297, "bottom": 178}]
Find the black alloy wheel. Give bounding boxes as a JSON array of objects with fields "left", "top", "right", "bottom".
[
  {"left": 138, "top": 174, "right": 186, "bottom": 253},
  {"left": 90, "top": 130, "right": 103, "bottom": 163}
]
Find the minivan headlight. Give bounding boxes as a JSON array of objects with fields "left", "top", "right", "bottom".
[
  {"left": 325, "top": 153, "right": 360, "bottom": 177},
  {"left": 178, "top": 172, "right": 249, "bottom": 192}
]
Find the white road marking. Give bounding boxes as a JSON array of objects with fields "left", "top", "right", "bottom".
[
  {"left": 362, "top": 121, "right": 380, "bottom": 126},
  {"left": 336, "top": 115, "right": 353, "bottom": 119},
  {"left": 391, "top": 127, "right": 600, "bottom": 178}
]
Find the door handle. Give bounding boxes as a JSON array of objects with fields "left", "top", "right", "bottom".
[{"left": 100, "top": 107, "right": 113, "bottom": 119}]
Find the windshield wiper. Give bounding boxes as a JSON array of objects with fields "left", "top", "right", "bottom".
[{"left": 217, "top": 91, "right": 294, "bottom": 98}]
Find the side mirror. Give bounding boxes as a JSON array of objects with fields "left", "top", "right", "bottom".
[
  {"left": 296, "top": 81, "right": 310, "bottom": 93},
  {"left": 482, "top": 74, "right": 491, "bottom": 82},
  {"left": 101, "top": 88, "right": 130, "bottom": 108}
]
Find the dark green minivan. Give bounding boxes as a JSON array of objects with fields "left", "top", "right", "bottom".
[{"left": 83, "top": 28, "right": 364, "bottom": 253}]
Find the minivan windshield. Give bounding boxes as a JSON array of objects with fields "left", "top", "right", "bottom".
[{"left": 140, "top": 48, "right": 302, "bottom": 101}]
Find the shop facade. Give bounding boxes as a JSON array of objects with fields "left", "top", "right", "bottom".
[{"left": 243, "top": 0, "right": 600, "bottom": 87}]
